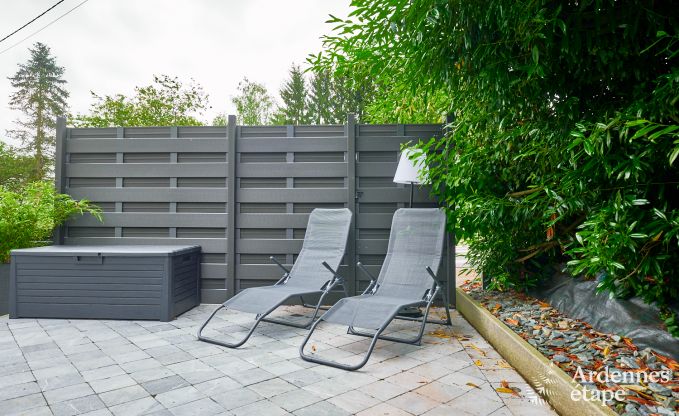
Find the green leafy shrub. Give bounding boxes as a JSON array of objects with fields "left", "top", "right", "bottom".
[
  {"left": 0, "top": 142, "right": 38, "bottom": 191},
  {"left": 312, "top": 1, "right": 679, "bottom": 335},
  {"left": 0, "top": 181, "right": 102, "bottom": 263}
]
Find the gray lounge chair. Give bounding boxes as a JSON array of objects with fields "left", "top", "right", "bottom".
[
  {"left": 299, "top": 208, "right": 452, "bottom": 370},
  {"left": 198, "top": 208, "right": 352, "bottom": 348}
]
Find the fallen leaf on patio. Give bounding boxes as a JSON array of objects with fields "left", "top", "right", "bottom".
[
  {"left": 497, "top": 360, "right": 512, "bottom": 369},
  {"left": 495, "top": 387, "right": 518, "bottom": 396},
  {"left": 500, "top": 380, "right": 510, "bottom": 389},
  {"left": 311, "top": 344, "right": 317, "bottom": 352},
  {"left": 603, "top": 345, "right": 610, "bottom": 356},
  {"left": 428, "top": 329, "right": 454, "bottom": 339},
  {"left": 492, "top": 303, "right": 502, "bottom": 313},
  {"left": 466, "top": 382, "right": 480, "bottom": 389},
  {"left": 537, "top": 301, "right": 551, "bottom": 308},
  {"left": 468, "top": 343, "right": 487, "bottom": 357},
  {"left": 474, "top": 359, "right": 483, "bottom": 367},
  {"left": 505, "top": 318, "right": 519, "bottom": 326}
]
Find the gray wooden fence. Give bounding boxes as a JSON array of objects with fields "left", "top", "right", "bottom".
[{"left": 54, "top": 115, "right": 454, "bottom": 305}]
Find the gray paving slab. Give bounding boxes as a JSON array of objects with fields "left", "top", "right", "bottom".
[
  {"left": 108, "top": 396, "right": 166, "bottom": 416},
  {"left": 231, "top": 399, "right": 288, "bottom": 416},
  {"left": 154, "top": 385, "right": 204, "bottom": 409},
  {"left": 269, "top": 388, "right": 325, "bottom": 412},
  {"left": 294, "top": 399, "right": 351, "bottom": 416},
  {"left": 43, "top": 382, "right": 96, "bottom": 404},
  {"left": 0, "top": 392, "right": 47, "bottom": 415},
  {"left": 50, "top": 394, "right": 106, "bottom": 416},
  {"left": 0, "top": 381, "right": 41, "bottom": 402},
  {"left": 167, "top": 397, "right": 224, "bottom": 416},
  {"left": 98, "top": 385, "right": 150, "bottom": 407},
  {"left": 0, "top": 305, "right": 557, "bottom": 416},
  {"left": 141, "top": 375, "right": 190, "bottom": 396},
  {"left": 211, "top": 387, "right": 263, "bottom": 410}
]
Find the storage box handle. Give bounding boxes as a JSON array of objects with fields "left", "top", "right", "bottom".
[{"left": 74, "top": 254, "right": 103, "bottom": 264}]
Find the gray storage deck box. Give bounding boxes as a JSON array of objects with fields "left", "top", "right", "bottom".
[{"left": 10, "top": 245, "right": 201, "bottom": 322}]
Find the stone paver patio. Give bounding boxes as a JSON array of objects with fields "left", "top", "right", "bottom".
[{"left": 0, "top": 305, "right": 557, "bottom": 416}]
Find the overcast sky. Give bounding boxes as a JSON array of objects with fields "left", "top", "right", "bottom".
[{"left": 0, "top": 0, "right": 351, "bottom": 145}]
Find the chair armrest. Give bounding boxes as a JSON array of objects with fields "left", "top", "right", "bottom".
[
  {"left": 270, "top": 256, "right": 291, "bottom": 274},
  {"left": 321, "top": 261, "right": 344, "bottom": 289},
  {"left": 357, "top": 262, "right": 378, "bottom": 294},
  {"left": 270, "top": 256, "right": 290, "bottom": 285},
  {"left": 425, "top": 266, "right": 444, "bottom": 288},
  {"left": 321, "top": 261, "right": 341, "bottom": 280}
]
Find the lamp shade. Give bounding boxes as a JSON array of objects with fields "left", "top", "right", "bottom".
[{"left": 393, "top": 148, "right": 428, "bottom": 184}]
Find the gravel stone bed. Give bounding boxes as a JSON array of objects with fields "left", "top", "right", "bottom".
[{"left": 463, "top": 280, "right": 679, "bottom": 416}]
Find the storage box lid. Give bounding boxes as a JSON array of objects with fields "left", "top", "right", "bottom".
[{"left": 11, "top": 245, "right": 201, "bottom": 257}]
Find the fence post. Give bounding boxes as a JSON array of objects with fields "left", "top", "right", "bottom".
[
  {"left": 346, "top": 114, "right": 357, "bottom": 295},
  {"left": 114, "top": 127, "right": 124, "bottom": 238},
  {"left": 53, "top": 116, "right": 67, "bottom": 245},
  {"left": 444, "top": 113, "right": 457, "bottom": 305},
  {"left": 169, "top": 127, "right": 178, "bottom": 239},
  {"left": 226, "top": 115, "right": 237, "bottom": 299}
]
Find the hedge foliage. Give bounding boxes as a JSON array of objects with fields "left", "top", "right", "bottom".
[
  {"left": 0, "top": 182, "right": 101, "bottom": 263},
  {"left": 311, "top": 0, "right": 679, "bottom": 335}
]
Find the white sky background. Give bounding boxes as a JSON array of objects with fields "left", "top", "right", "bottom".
[{"left": 0, "top": 0, "right": 351, "bottom": 145}]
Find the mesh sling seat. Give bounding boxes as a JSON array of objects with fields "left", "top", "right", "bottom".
[
  {"left": 299, "top": 208, "right": 452, "bottom": 370},
  {"left": 198, "top": 208, "right": 352, "bottom": 348}
]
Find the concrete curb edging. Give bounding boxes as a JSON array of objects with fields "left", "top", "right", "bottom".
[{"left": 456, "top": 288, "right": 618, "bottom": 416}]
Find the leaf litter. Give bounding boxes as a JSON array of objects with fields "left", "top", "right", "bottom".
[{"left": 462, "top": 279, "right": 679, "bottom": 416}]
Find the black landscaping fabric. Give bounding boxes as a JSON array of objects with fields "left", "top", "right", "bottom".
[{"left": 529, "top": 267, "right": 679, "bottom": 360}]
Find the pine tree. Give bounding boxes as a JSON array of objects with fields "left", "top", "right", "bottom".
[
  {"left": 274, "top": 64, "right": 311, "bottom": 125},
  {"left": 308, "top": 70, "right": 333, "bottom": 124},
  {"left": 8, "top": 42, "right": 69, "bottom": 178},
  {"left": 329, "top": 75, "right": 372, "bottom": 123}
]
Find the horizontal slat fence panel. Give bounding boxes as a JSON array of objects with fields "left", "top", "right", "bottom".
[
  {"left": 57, "top": 117, "right": 453, "bottom": 306},
  {"left": 234, "top": 124, "right": 350, "bottom": 293},
  {"left": 61, "top": 125, "right": 230, "bottom": 303}
]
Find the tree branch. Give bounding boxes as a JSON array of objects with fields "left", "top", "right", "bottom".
[{"left": 506, "top": 187, "right": 543, "bottom": 198}]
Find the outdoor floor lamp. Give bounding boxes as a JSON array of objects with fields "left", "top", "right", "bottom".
[{"left": 393, "top": 148, "right": 429, "bottom": 207}]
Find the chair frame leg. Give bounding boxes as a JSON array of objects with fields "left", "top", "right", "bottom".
[
  {"left": 197, "top": 281, "right": 347, "bottom": 348},
  {"left": 197, "top": 298, "right": 313, "bottom": 348},
  {"left": 197, "top": 304, "right": 270, "bottom": 348},
  {"left": 299, "top": 287, "right": 453, "bottom": 371},
  {"left": 260, "top": 286, "right": 339, "bottom": 329},
  {"left": 299, "top": 311, "right": 394, "bottom": 371},
  {"left": 348, "top": 289, "right": 441, "bottom": 345},
  {"left": 394, "top": 284, "right": 452, "bottom": 326},
  {"left": 300, "top": 282, "right": 348, "bottom": 311}
]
